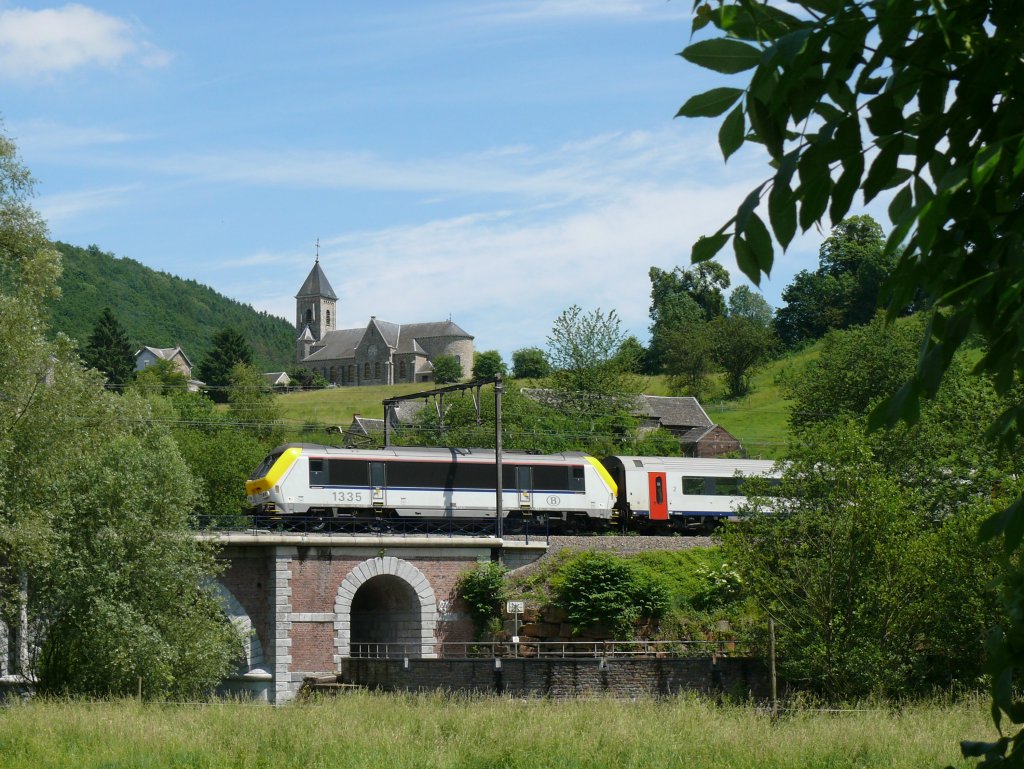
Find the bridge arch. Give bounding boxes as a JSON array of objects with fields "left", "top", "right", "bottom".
[{"left": 334, "top": 557, "right": 438, "bottom": 662}]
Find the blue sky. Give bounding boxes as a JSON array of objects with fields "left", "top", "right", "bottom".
[{"left": 3, "top": 1, "right": 842, "bottom": 357}]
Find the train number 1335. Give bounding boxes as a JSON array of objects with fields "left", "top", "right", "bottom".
[{"left": 331, "top": 491, "right": 363, "bottom": 503}]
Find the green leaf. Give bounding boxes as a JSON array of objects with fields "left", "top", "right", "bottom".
[
  {"left": 719, "top": 104, "right": 745, "bottom": 160},
  {"left": 691, "top": 232, "right": 731, "bottom": 263},
  {"left": 733, "top": 235, "right": 760, "bottom": 284},
  {"left": 747, "top": 97, "right": 784, "bottom": 160},
  {"left": 798, "top": 171, "right": 830, "bottom": 231},
  {"left": 676, "top": 87, "right": 744, "bottom": 118},
  {"left": 680, "top": 38, "right": 762, "bottom": 75},
  {"left": 800, "top": 0, "right": 841, "bottom": 13},
  {"left": 768, "top": 177, "right": 796, "bottom": 249},
  {"left": 736, "top": 184, "right": 765, "bottom": 231},
  {"left": 972, "top": 144, "right": 1004, "bottom": 194},
  {"left": 741, "top": 212, "right": 774, "bottom": 279},
  {"left": 863, "top": 140, "right": 900, "bottom": 202},
  {"left": 887, "top": 184, "right": 913, "bottom": 224}
]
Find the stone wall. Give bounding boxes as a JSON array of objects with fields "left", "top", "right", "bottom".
[{"left": 340, "top": 656, "right": 770, "bottom": 699}]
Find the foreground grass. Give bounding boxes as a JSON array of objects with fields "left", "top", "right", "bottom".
[{"left": 0, "top": 692, "right": 991, "bottom": 769}]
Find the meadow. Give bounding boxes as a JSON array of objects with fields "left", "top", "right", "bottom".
[
  {"left": 0, "top": 693, "right": 990, "bottom": 769},
  {"left": 272, "top": 345, "right": 821, "bottom": 460}
]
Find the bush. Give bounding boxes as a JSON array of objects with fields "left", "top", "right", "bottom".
[
  {"left": 456, "top": 561, "right": 507, "bottom": 637},
  {"left": 552, "top": 552, "right": 669, "bottom": 638}
]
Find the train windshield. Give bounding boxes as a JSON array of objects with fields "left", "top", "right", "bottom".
[{"left": 249, "top": 452, "right": 281, "bottom": 480}]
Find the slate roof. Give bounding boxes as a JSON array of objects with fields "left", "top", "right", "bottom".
[
  {"left": 399, "top": 320, "right": 473, "bottom": 340},
  {"left": 370, "top": 318, "right": 402, "bottom": 348},
  {"left": 634, "top": 395, "right": 712, "bottom": 429},
  {"left": 304, "top": 328, "right": 365, "bottom": 361},
  {"left": 295, "top": 260, "right": 338, "bottom": 300},
  {"left": 136, "top": 345, "right": 193, "bottom": 369}
]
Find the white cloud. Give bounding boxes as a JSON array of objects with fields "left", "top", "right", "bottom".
[
  {"left": 37, "top": 184, "right": 138, "bottom": 223},
  {"left": 0, "top": 4, "right": 169, "bottom": 80}
]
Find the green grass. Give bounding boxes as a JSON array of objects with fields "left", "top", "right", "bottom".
[
  {"left": 275, "top": 382, "right": 428, "bottom": 431},
  {"left": 0, "top": 694, "right": 991, "bottom": 768}
]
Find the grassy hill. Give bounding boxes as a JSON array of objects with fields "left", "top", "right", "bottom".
[
  {"left": 47, "top": 242, "right": 297, "bottom": 371},
  {"left": 274, "top": 345, "right": 821, "bottom": 458}
]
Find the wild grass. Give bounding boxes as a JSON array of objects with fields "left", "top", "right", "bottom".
[{"left": 0, "top": 692, "right": 990, "bottom": 769}]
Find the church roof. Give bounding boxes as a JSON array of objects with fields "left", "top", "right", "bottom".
[
  {"left": 295, "top": 260, "right": 338, "bottom": 300},
  {"left": 369, "top": 318, "right": 402, "bottom": 348},
  {"left": 297, "top": 325, "right": 315, "bottom": 342},
  {"left": 397, "top": 320, "right": 473, "bottom": 340},
  {"left": 304, "top": 328, "right": 364, "bottom": 361}
]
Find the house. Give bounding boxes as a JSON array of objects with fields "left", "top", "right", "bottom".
[
  {"left": 521, "top": 389, "right": 743, "bottom": 458},
  {"left": 264, "top": 371, "right": 292, "bottom": 388},
  {"left": 134, "top": 345, "right": 205, "bottom": 392},
  {"left": 342, "top": 402, "right": 425, "bottom": 447},
  {"left": 294, "top": 259, "right": 474, "bottom": 386},
  {"left": 633, "top": 395, "right": 742, "bottom": 457}
]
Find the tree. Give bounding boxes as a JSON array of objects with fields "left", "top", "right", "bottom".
[
  {"left": 81, "top": 307, "right": 135, "bottom": 389},
  {"left": 708, "top": 314, "right": 774, "bottom": 398},
  {"left": 287, "top": 367, "right": 328, "bottom": 390},
  {"left": 227, "top": 363, "right": 280, "bottom": 440},
  {"left": 726, "top": 285, "right": 773, "bottom": 328},
  {"left": 773, "top": 217, "right": 895, "bottom": 346},
  {"left": 613, "top": 335, "right": 649, "bottom": 375},
  {"left": 131, "top": 357, "right": 188, "bottom": 395},
  {"left": 661, "top": 323, "right": 716, "bottom": 399},
  {"left": 0, "top": 128, "right": 240, "bottom": 698},
  {"left": 431, "top": 354, "right": 462, "bottom": 384},
  {"left": 197, "top": 327, "right": 253, "bottom": 402},
  {"left": 511, "top": 347, "right": 551, "bottom": 379},
  {"left": 547, "top": 305, "right": 641, "bottom": 412},
  {"left": 648, "top": 264, "right": 729, "bottom": 370},
  {"left": 679, "top": 3, "right": 1024, "bottom": 754},
  {"left": 472, "top": 350, "right": 506, "bottom": 379},
  {"left": 724, "top": 420, "right": 1001, "bottom": 698}
]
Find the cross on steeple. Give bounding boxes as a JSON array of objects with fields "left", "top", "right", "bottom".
[{"left": 315, "top": 238, "right": 320, "bottom": 263}]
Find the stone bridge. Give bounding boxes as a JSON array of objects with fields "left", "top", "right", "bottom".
[{"left": 209, "top": 533, "right": 545, "bottom": 703}]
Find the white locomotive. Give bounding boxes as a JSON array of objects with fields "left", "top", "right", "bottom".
[
  {"left": 245, "top": 444, "right": 779, "bottom": 532},
  {"left": 245, "top": 444, "right": 619, "bottom": 528}
]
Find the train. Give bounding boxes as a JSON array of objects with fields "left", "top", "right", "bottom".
[{"left": 245, "top": 444, "right": 779, "bottom": 532}]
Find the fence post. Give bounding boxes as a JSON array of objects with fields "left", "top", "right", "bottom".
[{"left": 769, "top": 615, "right": 778, "bottom": 720}]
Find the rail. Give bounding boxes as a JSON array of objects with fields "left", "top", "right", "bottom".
[
  {"left": 193, "top": 514, "right": 551, "bottom": 543},
  {"left": 344, "top": 640, "right": 754, "bottom": 660}
]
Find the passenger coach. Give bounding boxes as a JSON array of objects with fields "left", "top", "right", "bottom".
[{"left": 600, "top": 455, "right": 779, "bottom": 531}]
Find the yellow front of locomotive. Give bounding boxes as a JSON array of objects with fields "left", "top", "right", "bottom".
[{"left": 245, "top": 446, "right": 303, "bottom": 514}]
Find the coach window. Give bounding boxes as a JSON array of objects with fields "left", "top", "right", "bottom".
[
  {"left": 714, "top": 478, "right": 743, "bottom": 496},
  {"left": 682, "top": 477, "right": 709, "bottom": 495},
  {"left": 655, "top": 476, "right": 664, "bottom": 505}
]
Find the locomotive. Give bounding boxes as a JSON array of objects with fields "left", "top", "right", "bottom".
[{"left": 246, "top": 444, "right": 779, "bottom": 532}]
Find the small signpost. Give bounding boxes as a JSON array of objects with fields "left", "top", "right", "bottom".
[{"left": 507, "top": 601, "right": 524, "bottom": 656}]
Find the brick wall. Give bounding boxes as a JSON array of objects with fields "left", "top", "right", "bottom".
[{"left": 341, "top": 657, "right": 770, "bottom": 699}]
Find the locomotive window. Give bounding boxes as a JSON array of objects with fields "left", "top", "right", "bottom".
[
  {"left": 369, "top": 462, "right": 386, "bottom": 488},
  {"left": 682, "top": 476, "right": 710, "bottom": 495},
  {"left": 328, "top": 459, "right": 369, "bottom": 486},
  {"left": 655, "top": 476, "right": 664, "bottom": 504},
  {"left": 533, "top": 465, "right": 566, "bottom": 491},
  {"left": 309, "top": 458, "right": 327, "bottom": 486},
  {"left": 388, "top": 461, "right": 448, "bottom": 489},
  {"left": 250, "top": 453, "right": 280, "bottom": 480},
  {"left": 570, "top": 466, "right": 585, "bottom": 492}
]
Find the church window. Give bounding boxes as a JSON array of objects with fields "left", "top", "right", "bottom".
[
  {"left": 348, "top": 365, "right": 354, "bottom": 381},
  {"left": 305, "top": 308, "right": 313, "bottom": 324},
  {"left": 364, "top": 363, "right": 370, "bottom": 379},
  {"left": 374, "top": 362, "right": 381, "bottom": 379},
  {"left": 329, "top": 366, "right": 336, "bottom": 383},
  {"left": 326, "top": 310, "right": 331, "bottom": 328},
  {"left": 399, "top": 361, "right": 407, "bottom": 379}
]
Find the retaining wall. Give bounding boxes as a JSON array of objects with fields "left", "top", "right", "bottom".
[{"left": 341, "top": 656, "right": 770, "bottom": 699}]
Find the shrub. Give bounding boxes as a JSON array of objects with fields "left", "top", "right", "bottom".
[{"left": 456, "top": 561, "right": 507, "bottom": 637}]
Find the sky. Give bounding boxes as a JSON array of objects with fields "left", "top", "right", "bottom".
[{"left": 2, "top": 0, "right": 852, "bottom": 358}]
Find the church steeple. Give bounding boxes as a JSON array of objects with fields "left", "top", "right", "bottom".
[{"left": 295, "top": 240, "right": 337, "bottom": 344}]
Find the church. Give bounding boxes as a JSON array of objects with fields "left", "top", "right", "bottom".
[{"left": 294, "top": 259, "right": 474, "bottom": 386}]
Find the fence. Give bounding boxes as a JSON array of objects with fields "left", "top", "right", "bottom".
[{"left": 194, "top": 514, "right": 550, "bottom": 543}]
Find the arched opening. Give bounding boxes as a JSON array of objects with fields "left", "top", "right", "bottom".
[
  {"left": 305, "top": 308, "right": 313, "bottom": 324},
  {"left": 350, "top": 575, "right": 422, "bottom": 658}
]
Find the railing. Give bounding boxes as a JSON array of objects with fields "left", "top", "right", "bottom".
[
  {"left": 193, "top": 514, "right": 551, "bottom": 543},
  {"left": 343, "top": 640, "right": 753, "bottom": 661}
]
